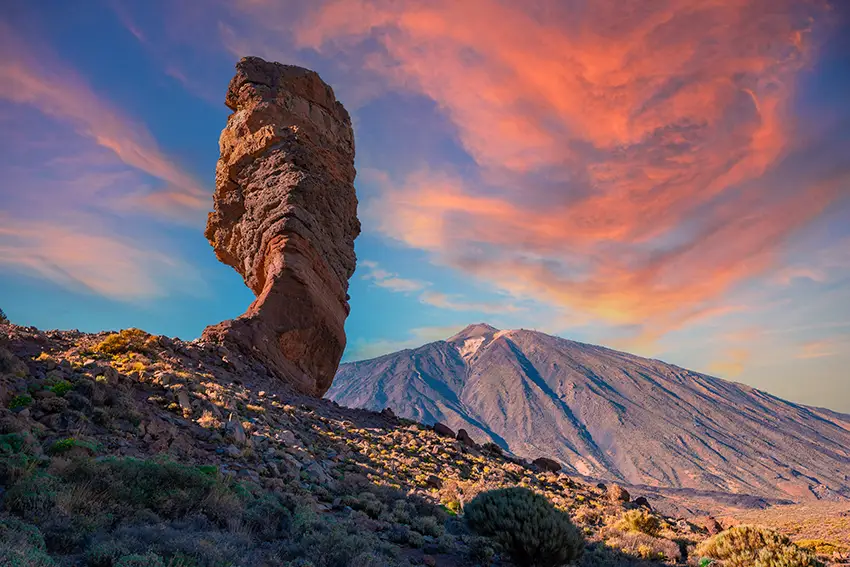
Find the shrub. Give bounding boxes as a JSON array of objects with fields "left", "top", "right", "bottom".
[
  {"left": 616, "top": 509, "right": 661, "bottom": 537},
  {"left": 49, "top": 380, "right": 73, "bottom": 397},
  {"left": 8, "top": 395, "right": 33, "bottom": 410},
  {"left": 0, "top": 308, "right": 8, "bottom": 324},
  {"left": 4, "top": 471, "right": 60, "bottom": 518},
  {"left": 0, "top": 517, "right": 55, "bottom": 567},
  {"left": 58, "top": 457, "right": 224, "bottom": 519},
  {"left": 695, "top": 525, "right": 823, "bottom": 567},
  {"left": 464, "top": 487, "right": 584, "bottom": 567},
  {"left": 48, "top": 438, "right": 98, "bottom": 455},
  {"left": 114, "top": 554, "right": 166, "bottom": 567},
  {"left": 94, "top": 329, "right": 151, "bottom": 355}
]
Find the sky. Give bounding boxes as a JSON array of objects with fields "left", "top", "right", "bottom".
[{"left": 0, "top": 0, "right": 848, "bottom": 412}]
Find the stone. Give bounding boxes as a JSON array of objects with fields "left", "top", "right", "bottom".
[
  {"left": 202, "top": 56, "right": 360, "bottom": 397},
  {"left": 456, "top": 429, "right": 478, "bottom": 448},
  {"left": 177, "top": 390, "right": 192, "bottom": 416},
  {"left": 533, "top": 457, "right": 562, "bottom": 473},
  {"left": 433, "top": 422, "right": 456, "bottom": 438},
  {"left": 225, "top": 414, "right": 247, "bottom": 446},
  {"left": 633, "top": 496, "right": 651, "bottom": 509},
  {"left": 305, "top": 461, "right": 330, "bottom": 484},
  {"left": 279, "top": 430, "right": 297, "bottom": 446},
  {"left": 607, "top": 483, "right": 631, "bottom": 503}
]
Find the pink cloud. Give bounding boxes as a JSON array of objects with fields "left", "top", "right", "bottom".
[
  {"left": 228, "top": 0, "right": 840, "bottom": 340},
  {"left": 0, "top": 214, "right": 203, "bottom": 300}
]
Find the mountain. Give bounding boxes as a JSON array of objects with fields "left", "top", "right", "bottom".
[{"left": 329, "top": 324, "right": 850, "bottom": 501}]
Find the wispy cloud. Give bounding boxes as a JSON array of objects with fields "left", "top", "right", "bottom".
[
  {"left": 0, "top": 21, "right": 208, "bottom": 219},
  {"left": 344, "top": 324, "right": 467, "bottom": 361},
  {"left": 419, "top": 291, "right": 516, "bottom": 314},
  {"left": 0, "top": 214, "right": 203, "bottom": 301},
  {"left": 359, "top": 260, "right": 518, "bottom": 313},
  {"left": 236, "top": 0, "right": 840, "bottom": 343},
  {"left": 796, "top": 338, "right": 844, "bottom": 360},
  {"left": 359, "top": 260, "right": 428, "bottom": 292}
]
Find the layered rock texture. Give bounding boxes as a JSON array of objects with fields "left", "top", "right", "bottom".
[
  {"left": 330, "top": 324, "right": 850, "bottom": 502},
  {"left": 204, "top": 57, "right": 360, "bottom": 397}
]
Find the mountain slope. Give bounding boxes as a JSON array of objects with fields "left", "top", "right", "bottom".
[{"left": 329, "top": 324, "right": 850, "bottom": 501}]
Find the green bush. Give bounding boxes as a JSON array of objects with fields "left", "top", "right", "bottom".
[
  {"left": 695, "top": 525, "right": 822, "bottom": 567},
  {"left": 615, "top": 509, "right": 661, "bottom": 537},
  {"left": 48, "top": 438, "right": 98, "bottom": 455},
  {"left": 0, "top": 308, "right": 8, "bottom": 324},
  {"left": 464, "top": 487, "right": 584, "bottom": 567},
  {"left": 59, "top": 457, "right": 225, "bottom": 519},
  {"left": 8, "top": 395, "right": 32, "bottom": 410},
  {"left": 49, "top": 380, "right": 73, "bottom": 397}
]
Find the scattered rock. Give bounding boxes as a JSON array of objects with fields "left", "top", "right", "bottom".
[{"left": 202, "top": 56, "right": 360, "bottom": 398}]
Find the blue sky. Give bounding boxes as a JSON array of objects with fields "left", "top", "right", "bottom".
[{"left": 1, "top": 0, "right": 848, "bottom": 412}]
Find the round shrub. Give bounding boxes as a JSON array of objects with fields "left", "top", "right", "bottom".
[
  {"left": 695, "top": 525, "right": 822, "bottom": 567},
  {"left": 464, "top": 487, "right": 584, "bottom": 567},
  {"left": 616, "top": 509, "right": 661, "bottom": 537},
  {"left": 0, "top": 518, "right": 55, "bottom": 566}
]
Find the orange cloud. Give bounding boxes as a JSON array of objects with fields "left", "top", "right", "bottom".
[
  {"left": 0, "top": 22, "right": 207, "bottom": 218},
  {"left": 797, "top": 339, "right": 842, "bottom": 359},
  {"left": 237, "top": 0, "right": 840, "bottom": 340},
  {"left": 709, "top": 348, "right": 751, "bottom": 377}
]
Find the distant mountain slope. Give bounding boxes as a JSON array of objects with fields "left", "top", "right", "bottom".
[{"left": 329, "top": 324, "right": 850, "bottom": 501}]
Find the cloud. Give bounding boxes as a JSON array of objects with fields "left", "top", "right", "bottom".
[
  {"left": 359, "top": 260, "right": 518, "bottom": 312},
  {"left": 419, "top": 291, "right": 516, "bottom": 314},
  {"left": 344, "top": 324, "right": 467, "bottom": 361},
  {"left": 708, "top": 348, "right": 751, "bottom": 378},
  {"left": 359, "top": 260, "right": 428, "bottom": 292},
  {"left": 796, "top": 338, "right": 844, "bottom": 359},
  {"left": 0, "top": 22, "right": 208, "bottom": 219},
  {"left": 0, "top": 214, "right": 203, "bottom": 301},
  {"left": 236, "top": 0, "right": 841, "bottom": 342}
]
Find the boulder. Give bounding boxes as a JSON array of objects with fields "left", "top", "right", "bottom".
[
  {"left": 533, "top": 457, "right": 562, "bottom": 473},
  {"left": 607, "top": 483, "right": 631, "bottom": 503},
  {"left": 433, "top": 422, "right": 456, "bottom": 438},
  {"left": 203, "top": 56, "right": 360, "bottom": 397},
  {"left": 633, "top": 496, "right": 651, "bottom": 509},
  {"left": 456, "top": 428, "right": 478, "bottom": 448}
]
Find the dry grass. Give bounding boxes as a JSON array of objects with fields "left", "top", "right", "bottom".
[{"left": 726, "top": 502, "right": 850, "bottom": 548}]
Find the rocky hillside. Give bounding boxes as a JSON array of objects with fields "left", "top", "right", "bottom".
[
  {"left": 329, "top": 324, "right": 850, "bottom": 502},
  {"left": 2, "top": 323, "right": 847, "bottom": 566}
]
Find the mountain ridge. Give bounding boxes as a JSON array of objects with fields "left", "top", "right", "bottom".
[{"left": 329, "top": 324, "right": 850, "bottom": 502}]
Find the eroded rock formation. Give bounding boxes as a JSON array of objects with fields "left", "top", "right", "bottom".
[{"left": 203, "top": 56, "right": 360, "bottom": 397}]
